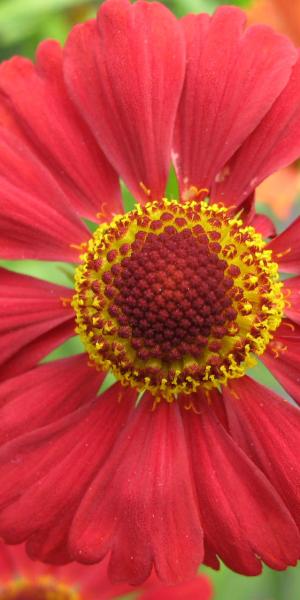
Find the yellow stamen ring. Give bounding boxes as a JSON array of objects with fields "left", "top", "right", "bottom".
[
  {"left": 73, "top": 199, "right": 284, "bottom": 401},
  {"left": 0, "top": 576, "right": 80, "bottom": 600}
]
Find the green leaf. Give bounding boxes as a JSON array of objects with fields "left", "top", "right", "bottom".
[
  {"left": 42, "top": 336, "right": 84, "bottom": 362},
  {"left": 0, "top": 259, "right": 74, "bottom": 287}
]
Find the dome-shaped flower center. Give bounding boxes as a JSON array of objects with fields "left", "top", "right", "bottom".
[
  {"left": 73, "top": 199, "right": 284, "bottom": 401},
  {"left": 0, "top": 578, "right": 80, "bottom": 600}
]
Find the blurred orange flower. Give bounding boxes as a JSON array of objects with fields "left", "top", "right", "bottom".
[
  {"left": 256, "top": 165, "right": 300, "bottom": 220},
  {"left": 248, "top": 0, "right": 300, "bottom": 45},
  {"left": 248, "top": 0, "right": 300, "bottom": 219}
]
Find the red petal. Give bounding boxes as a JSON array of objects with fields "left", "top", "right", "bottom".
[
  {"left": 1, "top": 540, "right": 211, "bottom": 600},
  {"left": 267, "top": 217, "right": 300, "bottom": 273},
  {"left": 0, "top": 354, "right": 105, "bottom": 443},
  {"left": 140, "top": 574, "right": 213, "bottom": 600},
  {"left": 0, "top": 540, "right": 53, "bottom": 579},
  {"left": 3, "top": 322, "right": 76, "bottom": 384},
  {"left": 64, "top": 0, "right": 185, "bottom": 203},
  {"left": 203, "top": 541, "right": 220, "bottom": 571},
  {"left": 182, "top": 398, "right": 300, "bottom": 574},
  {"left": 0, "top": 541, "right": 123, "bottom": 598},
  {"left": 55, "top": 555, "right": 130, "bottom": 600},
  {"left": 0, "top": 385, "right": 135, "bottom": 549},
  {"left": 0, "top": 41, "right": 122, "bottom": 221},
  {"left": 213, "top": 53, "right": 300, "bottom": 207},
  {"left": 0, "top": 540, "right": 16, "bottom": 579},
  {"left": 173, "top": 6, "right": 296, "bottom": 200},
  {"left": 250, "top": 213, "right": 276, "bottom": 238},
  {"left": 271, "top": 319, "right": 300, "bottom": 339},
  {"left": 0, "top": 268, "right": 75, "bottom": 379},
  {"left": 0, "top": 128, "right": 88, "bottom": 261},
  {"left": 223, "top": 376, "right": 300, "bottom": 528},
  {"left": 262, "top": 326, "right": 300, "bottom": 405},
  {"left": 70, "top": 396, "right": 203, "bottom": 585},
  {"left": 283, "top": 276, "right": 300, "bottom": 324}
]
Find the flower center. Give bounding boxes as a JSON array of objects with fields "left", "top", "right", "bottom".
[
  {"left": 73, "top": 199, "right": 284, "bottom": 401},
  {"left": 0, "top": 578, "right": 80, "bottom": 600}
]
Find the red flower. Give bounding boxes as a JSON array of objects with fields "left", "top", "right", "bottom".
[
  {"left": 1, "top": 0, "right": 300, "bottom": 587},
  {"left": 0, "top": 541, "right": 212, "bottom": 599}
]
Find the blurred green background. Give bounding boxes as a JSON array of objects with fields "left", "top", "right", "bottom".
[{"left": 1, "top": 0, "right": 300, "bottom": 598}]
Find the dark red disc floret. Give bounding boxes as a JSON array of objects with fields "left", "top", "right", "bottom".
[{"left": 108, "top": 227, "right": 235, "bottom": 362}]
